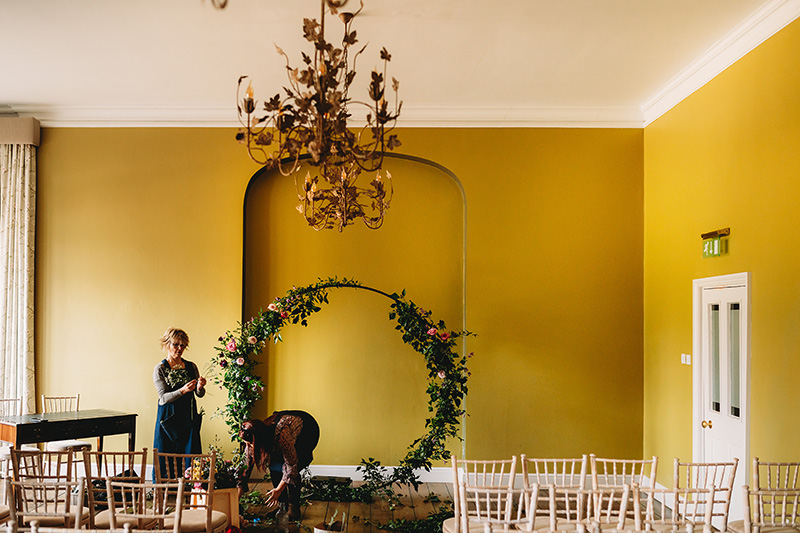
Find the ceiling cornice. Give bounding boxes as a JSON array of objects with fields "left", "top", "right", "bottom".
[
  {"left": 641, "top": 0, "right": 800, "bottom": 126},
  {"left": 14, "top": 104, "right": 644, "bottom": 129}
]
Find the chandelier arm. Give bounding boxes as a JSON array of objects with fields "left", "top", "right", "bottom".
[{"left": 232, "top": 0, "right": 400, "bottom": 231}]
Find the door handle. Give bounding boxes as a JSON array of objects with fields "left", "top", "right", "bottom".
[{"left": 701, "top": 420, "right": 713, "bottom": 429}]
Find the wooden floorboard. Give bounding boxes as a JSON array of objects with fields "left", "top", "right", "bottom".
[{"left": 242, "top": 480, "right": 453, "bottom": 533}]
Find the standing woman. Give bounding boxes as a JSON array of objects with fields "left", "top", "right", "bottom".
[{"left": 152, "top": 327, "right": 207, "bottom": 480}]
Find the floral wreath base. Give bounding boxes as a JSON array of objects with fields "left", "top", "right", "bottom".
[{"left": 211, "top": 277, "right": 472, "bottom": 484}]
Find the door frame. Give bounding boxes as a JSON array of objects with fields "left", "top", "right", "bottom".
[{"left": 691, "top": 271, "right": 751, "bottom": 468}]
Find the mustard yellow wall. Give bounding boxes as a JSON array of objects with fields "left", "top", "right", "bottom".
[
  {"left": 36, "top": 126, "right": 644, "bottom": 463},
  {"left": 643, "top": 18, "right": 800, "bottom": 480}
]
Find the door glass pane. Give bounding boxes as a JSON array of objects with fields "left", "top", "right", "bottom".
[
  {"left": 710, "top": 304, "right": 720, "bottom": 412},
  {"left": 729, "top": 303, "right": 741, "bottom": 418}
]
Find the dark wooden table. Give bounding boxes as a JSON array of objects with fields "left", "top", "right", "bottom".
[{"left": 0, "top": 409, "right": 137, "bottom": 451}]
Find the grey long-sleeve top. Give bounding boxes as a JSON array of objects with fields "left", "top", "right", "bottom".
[{"left": 153, "top": 359, "right": 206, "bottom": 405}]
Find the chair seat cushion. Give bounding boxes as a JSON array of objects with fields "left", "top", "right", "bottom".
[
  {"left": 0, "top": 504, "right": 9, "bottom": 521},
  {"left": 45, "top": 439, "right": 92, "bottom": 451},
  {"left": 728, "top": 521, "right": 799, "bottom": 533},
  {"left": 165, "top": 509, "right": 228, "bottom": 533},
  {"left": 444, "top": 517, "right": 561, "bottom": 533},
  {"left": 94, "top": 508, "right": 157, "bottom": 529},
  {"left": 442, "top": 517, "right": 488, "bottom": 533}
]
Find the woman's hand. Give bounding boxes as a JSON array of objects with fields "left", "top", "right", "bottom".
[
  {"left": 181, "top": 379, "right": 197, "bottom": 394},
  {"left": 197, "top": 376, "right": 206, "bottom": 390},
  {"left": 265, "top": 482, "right": 286, "bottom": 507}
]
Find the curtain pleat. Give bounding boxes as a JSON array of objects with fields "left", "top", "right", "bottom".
[{"left": 0, "top": 144, "right": 36, "bottom": 413}]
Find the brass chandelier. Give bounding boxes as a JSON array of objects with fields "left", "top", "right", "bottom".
[{"left": 231, "top": 0, "right": 402, "bottom": 231}]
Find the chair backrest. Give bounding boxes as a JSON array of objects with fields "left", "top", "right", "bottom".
[
  {"left": 10, "top": 449, "right": 74, "bottom": 482},
  {"left": 633, "top": 484, "right": 717, "bottom": 533},
  {"left": 451, "top": 456, "right": 517, "bottom": 533},
  {"left": 459, "top": 484, "right": 535, "bottom": 533},
  {"left": 674, "top": 457, "right": 738, "bottom": 530},
  {"left": 590, "top": 455, "right": 657, "bottom": 521},
  {"left": 153, "top": 449, "right": 217, "bottom": 531},
  {"left": 752, "top": 457, "right": 800, "bottom": 490},
  {"left": 81, "top": 449, "right": 148, "bottom": 528},
  {"left": 520, "top": 455, "right": 588, "bottom": 526},
  {"left": 0, "top": 399, "right": 22, "bottom": 417},
  {"left": 742, "top": 485, "right": 800, "bottom": 533},
  {"left": 41, "top": 395, "right": 79, "bottom": 414},
  {"left": 5, "top": 477, "right": 85, "bottom": 530},
  {"left": 106, "top": 479, "right": 183, "bottom": 533},
  {"left": 536, "top": 485, "right": 593, "bottom": 531},
  {"left": 587, "top": 484, "right": 632, "bottom": 531},
  {"left": 520, "top": 455, "right": 588, "bottom": 489},
  {"left": 590, "top": 455, "right": 658, "bottom": 488}
]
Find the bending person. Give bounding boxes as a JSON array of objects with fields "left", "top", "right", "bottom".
[{"left": 238, "top": 410, "right": 320, "bottom": 520}]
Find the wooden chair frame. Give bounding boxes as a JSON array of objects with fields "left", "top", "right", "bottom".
[
  {"left": 449, "top": 456, "right": 517, "bottom": 533},
  {"left": 741, "top": 485, "right": 800, "bottom": 533},
  {"left": 81, "top": 448, "right": 148, "bottom": 529},
  {"left": 152, "top": 450, "right": 227, "bottom": 533},
  {"left": 673, "top": 457, "right": 738, "bottom": 531},
  {"left": 5, "top": 477, "right": 85, "bottom": 530},
  {"left": 10, "top": 450, "right": 74, "bottom": 483},
  {"left": 633, "top": 483, "right": 717, "bottom": 533},
  {"left": 106, "top": 480, "right": 184, "bottom": 533},
  {"left": 460, "top": 485, "right": 536, "bottom": 533}
]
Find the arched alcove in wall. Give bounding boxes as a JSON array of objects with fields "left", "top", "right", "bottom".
[{"left": 242, "top": 154, "right": 466, "bottom": 466}]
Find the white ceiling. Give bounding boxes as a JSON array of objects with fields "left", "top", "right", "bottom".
[{"left": 2, "top": 0, "right": 799, "bottom": 127}]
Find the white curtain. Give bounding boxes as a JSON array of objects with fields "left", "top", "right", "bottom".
[{"left": 0, "top": 142, "right": 36, "bottom": 413}]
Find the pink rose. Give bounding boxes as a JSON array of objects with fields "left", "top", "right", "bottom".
[
  {"left": 236, "top": 357, "right": 245, "bottom": 366},
  {"left": 437, "top": 371, "right": 446, "bottom": 379},
  {"left": 268, "top": 303, "right": 278, "bottom": 312},
  {"left": 427, "top": 328, "right": 437, "bottom": 335},
  {"left": 439, "top": 331, "right": 450, "bottom": 341},
  {"left": 247, "top": 336, "right": 258, "bottom": 344},
  {"left": 225, "top": 339, "right": 237, "bottom": 352}
]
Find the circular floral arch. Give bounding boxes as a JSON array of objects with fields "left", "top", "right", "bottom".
[{"left": 211, "top": 277, "right": 471, "bottom": 482}]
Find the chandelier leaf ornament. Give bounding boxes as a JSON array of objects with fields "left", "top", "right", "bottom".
[{"left": 216, "top": 0, "right": 403, "bottom": 231}]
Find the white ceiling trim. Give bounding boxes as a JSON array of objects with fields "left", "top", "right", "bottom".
[
  {"left": 396, "top": 106, "right": 643, "bottom": 128},
  {"left": 641, "top": 0, "right": 800, "bottom": 126},
  {"left": 16, "top": 104, "right": 644, "bottom": 129}
]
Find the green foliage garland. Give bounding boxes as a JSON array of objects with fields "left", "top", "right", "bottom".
[{"left": 211, "top": 277, "right": 472, "bottom": 484}]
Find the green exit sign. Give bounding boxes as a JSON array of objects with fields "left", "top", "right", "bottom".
[{"left": 703, "top": 237, "right": 721, "bottom": 257}]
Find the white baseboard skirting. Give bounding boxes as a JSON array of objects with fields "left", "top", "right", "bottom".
[
  {"left": 305, "top": 465, "right": 452, "bottom": 483},
  {"left": 139, "top": 464, "right": 452, "bottom": 485}
]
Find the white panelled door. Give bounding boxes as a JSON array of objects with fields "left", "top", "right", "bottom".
[{"left": 693, "top": 273, "right": 750, "bottom": 524}]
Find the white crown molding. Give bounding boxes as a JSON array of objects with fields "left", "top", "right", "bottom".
[
  {"left": 13, "top": 104, "right": 643, "bottom": 129},
  {"left": 641, "top": 0, "right": 800, "bottom": 126},
  {"left": 396, "top": 106, "right": 643, "bottom": 128},
  {"left": 9, "top": 105, "right": 239, "bottom": 128}
]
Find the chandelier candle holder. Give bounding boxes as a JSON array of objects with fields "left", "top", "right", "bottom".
[{"left": 233, "top": 0, "right": 402, "bottom": 231}]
